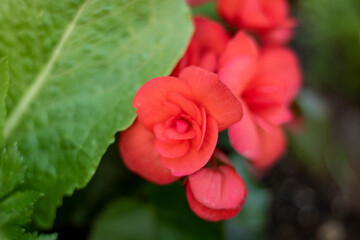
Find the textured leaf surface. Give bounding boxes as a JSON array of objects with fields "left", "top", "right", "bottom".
[
  {"left": 0, "top": 0, "right": 192, "bottom": 227},
  {"left": 0, "top": 145, "right": 26, "bottom": 200},
  {"left": 0, "top": 145, "right": 54, "bottom": 240},
  {"left": 0, "top": 57, "right": 8, "bottom": 144}
]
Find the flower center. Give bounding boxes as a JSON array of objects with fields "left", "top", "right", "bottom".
[{"left": 176, "top": 119, "right": 190, "bottom": 134}]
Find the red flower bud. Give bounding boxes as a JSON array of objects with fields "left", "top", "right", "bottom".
[{"left": 186, "top": 150, "right": 247, "bottom": 221}]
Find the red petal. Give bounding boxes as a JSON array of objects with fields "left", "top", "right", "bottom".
[
  {"left": 253, "top": 106, "right": 292, "bottom": 125},
  {"left": 238, "top": 0, "right": 272, "bottom": 29},
  {"left": 252, "top": 123, "right": 286, "bottom": 170},
  {"left": 260, "top": 0, "right": 289, "bottom": 26},
  {"left": 258, "top": 47, "right": 301, "bottom": 102},
  {"left": 160, "top": 116, "right": 218, "bottom": 176},
  {"left": 243, "top": 73, "right": 287, "bottom": 107},
  {"left": 154, "top": 139, "right": 190, "bottom": 158},
  {"left": 260, "top": 18, "right": 296, "bottom": 46},
  {"left": 179, "top": 66, "right": 243, "bottom": 131},
  {"left": 217, "top": 0, "right": 241, "bottom": 27},
  {"left": 228, "top": 102, "right": 262, "bottom": 160},
  {"left": 119, "top": 120, "right": 179, "bottom": 185},
  {"left": 219, "top": 31, "right": 259, "bottom": 68},
  {"left": 188, "top": 165, "right": 247, "bottom": 209},
  {"left": 167, "top": 91, "right": 202, "bottom": 123},
  {"left": 219, "top": 56, "right": 258, "bottom": 96},
  {"left": 186, "top": 184, "right": 241, "bottom": 221},
  {"left": 133, "top": 77, "right": 193, "bottom": 130},
  {"left": 228, "top": 104, "right": 286, "bottom": 170},
  {"left": 164, "top": 127, "right": 196, "bottom": 140},
  {"left": 198, "top": 51, "right": 217, "bottom": 72},
  {"left": 193, "top": 16, "right": 230, "bottom": 54}
]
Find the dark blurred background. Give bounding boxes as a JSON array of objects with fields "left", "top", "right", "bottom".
[{"left": 49, "top": 0, "right": 360, "bottom": 239}]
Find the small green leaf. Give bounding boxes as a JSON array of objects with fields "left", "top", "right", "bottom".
[
  {"left": 0, "top": 190, "right": 42, "bottom": 226},
  {"left": 0, "top": 144, "right": 26, "bottom": 199},
  {"left": 0, "top": 57, "right": 9, "bottom": 145},
  {"left": 1, "top": 0, "right": 192, "bottom": 227}
]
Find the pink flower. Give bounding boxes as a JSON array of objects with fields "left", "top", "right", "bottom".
[
  {"left": 172, "top": 16, "right": 230, "bottom": 76},
  {"left": 119, "top": 67, "right": 243, "bottom": 184},
  {"left": 186, "top": 150, "right": 247, "bottom": 221},
  {"left": 218, "top": 31, "right": 301, "bottom": 170},
  {"left": 217, "top": 0, "right": 296, "bottom": 45}
]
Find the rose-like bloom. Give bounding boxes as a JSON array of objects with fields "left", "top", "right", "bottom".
[
  {"left": 172, "top": 16, "right": 230, "bottom": 76},
  {"left": 119, "top": 67, "right": 243, "bottom": 184},
  {"left": 186, "top": 150, "right": 247, "bottom": 221},
  {"left": 186, "top": 0, "right": 212, "bottom": 7},
  {"left": 217, "top": 0, "right": 296, "bottom": 46},
  {"left": 218, "top": 31, "right": 301, "bottom": 170}
]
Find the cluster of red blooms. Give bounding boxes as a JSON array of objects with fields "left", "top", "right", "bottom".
[{"left": 119, "top": 0, "right": 301, "bottom": 221}]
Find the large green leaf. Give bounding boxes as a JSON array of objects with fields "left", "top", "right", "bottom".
[
  {"left": 0, "top": 0, "right": 192, "bottom": 227},
  {"left": 0, "top": 57, "right": 8, "bottom": 145}
]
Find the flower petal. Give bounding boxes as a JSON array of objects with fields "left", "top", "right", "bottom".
[
  {"left": 154, "top": 139, "right": 190, "bottom": 159},
  {"left": 217, "top": 0, "right": 241, "bottom": 27},
  {"left": 188, "top": 165, "right": 247, "bottom": 209},
  {"left": 193, "top": 16, "right": 230, "bottom": 54},
  {"left": 186, "top": 184, "right": 241, "bottom": 221},
  {"left": 228, "top": 104, "right": 286, "bottom": 170},
  {"left": 219, "top": 56, "right": 258, "bottom": 96},
  {"left": 228, "top": 102, "right": 262, "bottom": 160},
  {"left": 219, "top": 31, "right": 259, "bottom": 68},
  {"left": 238, "top": 0, "right": 272, "bottom": 29},
  {"left": 133, "top": 77, "right": 193, "bottom": 130},
  {"left": 258, "top": 47, "right": 301, "bottom": 102},
  {"left": 252, "top": 123, "right": 286, "bottom": 171},
  {"left": 160, "top": 116, "right": 218, "bottom": 176},
  {"left": 179, "top": 66, "right": 243, "bottom": 131},
  {"left": 119, "top": 120, "right": 179, "bottom": 185}
]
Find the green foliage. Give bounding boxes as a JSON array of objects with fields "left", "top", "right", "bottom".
[
  {"left": 0, "top": 0, "right": 192, "bottom": 227},
  {"left": 90, "top": 183, "right": 223, "bottom": 240},
  {"left": 0, "top": 57, "right": 8, "bottom": 144},
  {"left": 0, "top": 144, "right": 57, "bottom": 240},
  {"left": 296, "top": 0, "right": 360, "bottom": 101}
]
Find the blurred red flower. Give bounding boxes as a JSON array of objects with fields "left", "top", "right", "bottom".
[
  {"left": 186, "top": 150, "right": 247, "bottom": 221},
  {"left": 119, "top": 67, "right": 242, "bottom": 184},
  {"left": 218, "top": 31, "right": 301, "bottom": 170},
  {"left": 217, "top": 0, "right": 296, "bottom": 46},
  {"left": 172, "top": 16, "right": 230, "bottom": 76}
]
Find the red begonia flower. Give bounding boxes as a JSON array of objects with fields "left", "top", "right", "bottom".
[
  {"left": 119, "top": 66, "right": 243, "bottom": 181},
  {"left": 218, "top": 31, "right": 301, "bottom": 170},
  {"left": 217, "top": 0, "right": 296, "bottom": 45},
  {"left": 186, "top": 0, "right": 212, "bottom": 7},
  {"left": 186, "top": 150, "right": 247, "bottom": 221},
  {"left": 172, "top": 16, "right": 230, "bottom": 76}
]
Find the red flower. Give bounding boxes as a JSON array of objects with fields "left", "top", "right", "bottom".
[
  {"left": 186, "top": 150, "right": 247, "bottom": 221},
  {"left": 218, "top": 32, "right": 301, "bottom": 170},
  {"left": 217, "top": 0, "right": 296, "bottom": 45},
  {"left": 119, "top": 67, "right": 243, "bottom": 184},
  {"left": 172, "top": 16, "right": 230, "bottom": 76}
]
